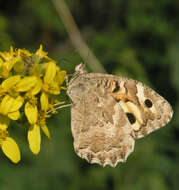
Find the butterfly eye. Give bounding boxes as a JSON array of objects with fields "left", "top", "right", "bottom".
[
  {"left": 144, "top": 99, "right": 153, "bottom": 108},
  {"left": 126, "top": 112, "right": 136, "bottom": 124}
]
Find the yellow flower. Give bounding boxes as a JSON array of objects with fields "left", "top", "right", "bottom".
[
  {"left": 0, "top": 75, "right": 38, "bottom": 96},
  {"left": 17, "top": 48, "right": 32, "bottom": 58},
  {"left": 0, "top": 46, "right": 14, "bottom": 62},
  {"left": 36, "top": 44, "right": 47, "bottom": 59},
  {"left": 40, "top": 61, "right": 58, "bottom": 111},
  {"left": 27, "top": 111, "right": 50, "bottom": 154},
  {"left": 0, "top": 45, "right": 67, "bottom": 163},
  {"left": 35, "top": 44, "right": 52, "bottom": 62},
  {"left": 0, "top": 75, "right": 39, "bottom": 131},
  {"left": 0, "top": 75, "right": 38, "bottom": 127},
  {"left": 40, "top": 61, "right": 66, "bottom": 111},
  {"left": 0, "top": 95, "right": 24, "bottom": 130},
  {"left": 0, "top": 130, "right": 20, "bottom": 163},
  {"left": 0, "top": 47, "right": 20, "bottom": 78},
  {"left": 24, "top": 77, "right": 50, "bottom": 155},
  {"left": 24, "top": 79, "right": 42, "bottom": 125}
]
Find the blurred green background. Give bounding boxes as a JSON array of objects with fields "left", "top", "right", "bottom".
[{"left": 0, "top": 0, "right": 178, "bottom": 189}]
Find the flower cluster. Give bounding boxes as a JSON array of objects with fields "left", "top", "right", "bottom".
[{"left": 0, "top": 45, "right": 66, "bottom": 163}]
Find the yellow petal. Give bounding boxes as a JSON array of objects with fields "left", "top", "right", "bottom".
[
  {"left": 0, "top": 95, "right": 23, "bottom": 115},
  {"left": 48, "top": 83, "right": 60, "bottom": 95},
  {"left": 9, "top": 96, "right": 24, "bottom": 112},
  {"left": 25, "top": 102, "right": 38, "bottom": 124},
  {"left": 44, "top": 62, "right": 56, "bottom": 84},
  {"left": 13, "top": 60, "right": 25, "bottom": 72},
  {"left": 30, "top": 78, "right": 42, "bottom": 95},
  {"left": 1, "top": 75, "right": 21, "bottom": 91},
  {"left": 56, "top": 70, "right": 66, "bottom": 85},
  {"left": 0, "top": 115, "right": 10, "bottom": 130},
  {"left": 8, "top": 111, "right": 20, "bottom": 120},
  {"left": 16, "top": 76, "right": 37, "bottom": 92},
  {"left": 40, "top": 92, "right": 48, "bottom": 111},
  {"left": 2, "top": 137, "right": 21, "bottom": 163},
  {"left": 18, "top": 49, "right": 32, "bottom": 57},
  {"left": 1, "top": 65, "right": 9, "bottom": 78},
  {"left": 28, "top": 124, "right": 41, "bottom": 154},
  {"left": 36, "top": 44, "right": 47, "bottom": 59},
  {"left": 0, "top": 95, "right": 13, "bottom": 115},
  {"left": 41, "top": 125, "right": 51, "bottom": 139}
]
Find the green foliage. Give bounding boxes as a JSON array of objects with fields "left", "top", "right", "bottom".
[
  {"left": 0, "top": 15, "right": 12, "bottom": 49},
  {"left": 0, "top": 0, "right": 178, "bottom": 189}
]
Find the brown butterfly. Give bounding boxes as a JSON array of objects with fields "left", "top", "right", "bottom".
[{"left": 67, "top": 64, "right": 173, "bottom": 167}]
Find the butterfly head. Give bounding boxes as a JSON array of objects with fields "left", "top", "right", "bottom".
[
  {"left": 67, "top": 63, "right": 88, "bottom": 93},
  {"left": 75, "top": 63, "right": 87, "bottom": 74}
]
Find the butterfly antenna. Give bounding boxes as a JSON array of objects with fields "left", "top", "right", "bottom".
[{"left": 46, "top": 103, "right": 72, "bottom": 114}]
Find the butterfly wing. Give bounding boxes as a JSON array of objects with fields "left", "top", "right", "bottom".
[
  {"left": 67, "top": 75, "right": 135, "bottom": 167},
  {"left": 105, "top": 75, "right": 173, "bottom": 139},
  {"left": 67, "top": 71, "right": 173, "bottom": 167}
]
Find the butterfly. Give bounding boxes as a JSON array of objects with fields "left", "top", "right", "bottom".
[{"left": 67, "top": 63, "right": 173, "bottom": 167}]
